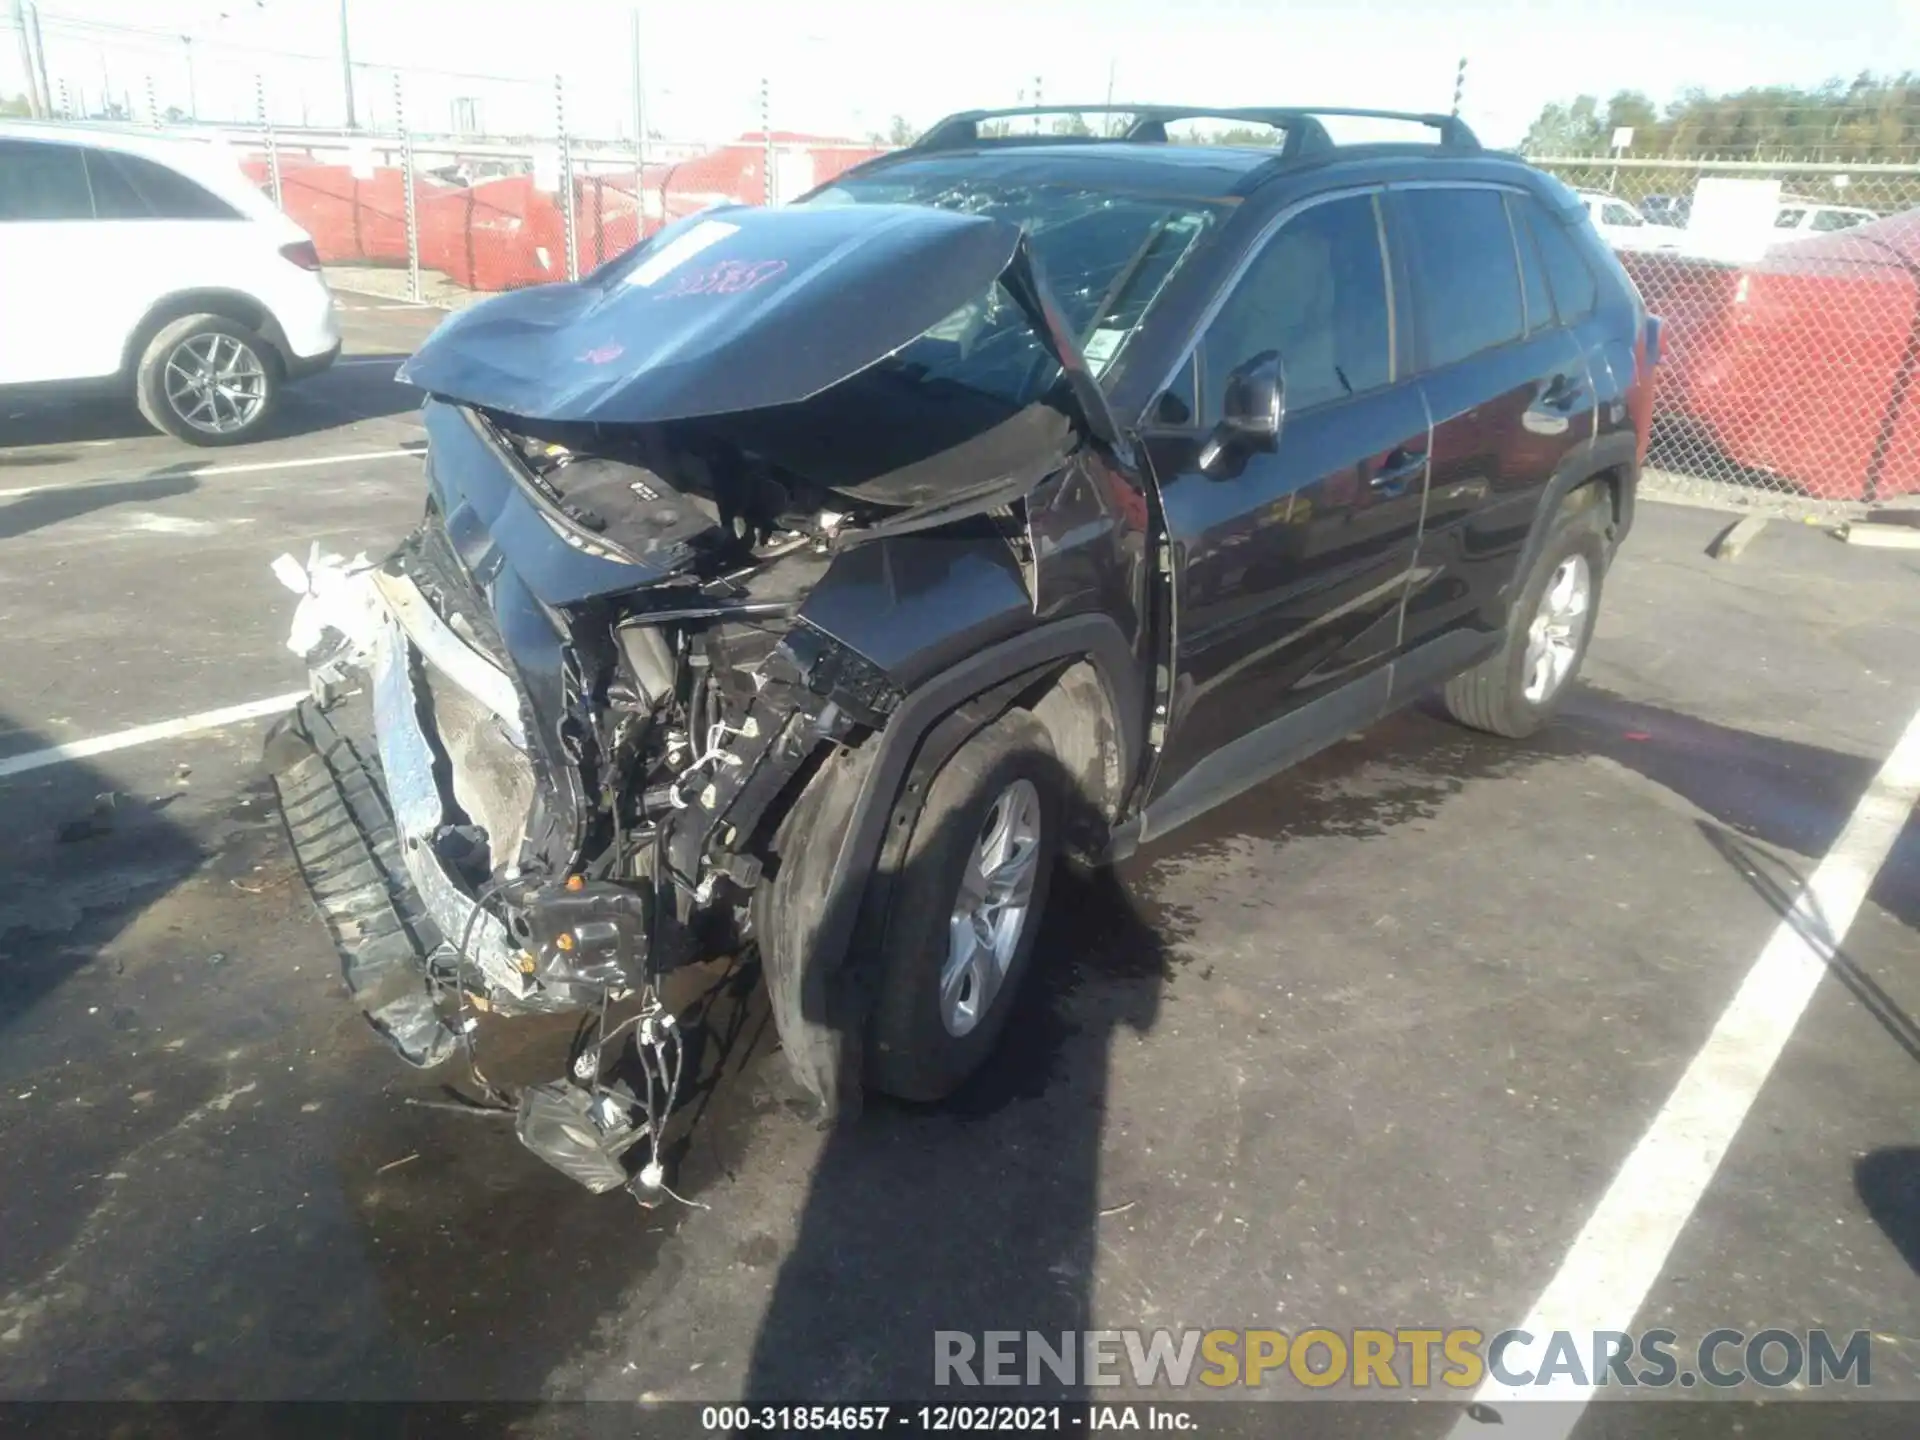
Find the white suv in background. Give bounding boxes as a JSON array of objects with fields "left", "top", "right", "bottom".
[
  {"left": 1574, "top": 189, "right": 1685, "bottom": 253},
  {"left": 0, "top": 122, "right": 341, "bottom": 445},
  {"left": 1773, "top": 199, "right": 1878, "bottom": 238}
]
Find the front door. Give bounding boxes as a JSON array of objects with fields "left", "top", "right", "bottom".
[
  {"left": 0, "top": 139, "right": 109, "bottom": 385},
  {"left": 1140, "top": 189, "right": 1428, "bottom": 831}
]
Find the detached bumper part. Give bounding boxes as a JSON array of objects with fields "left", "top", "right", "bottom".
[{"left": 267, "top": 699, "right": 459, "bottom": 1068}]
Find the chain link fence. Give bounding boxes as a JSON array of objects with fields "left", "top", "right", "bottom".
[
  {"left": 208, "top": 114, "right": 1920, "bottom": 523},
  {"left": 213, "top": 77, "right": 884, "bottom": 308},
  {"left": 1535, "top": 156, "right": 1920, "bottom": 519}
]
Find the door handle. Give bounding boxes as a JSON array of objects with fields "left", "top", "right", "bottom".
[
  {"left": 1539, "top": 373, "right": 1585, "bottom": 412},
  {"left": 1370, "top": 448, "right": 1427, "bottom": 490}
]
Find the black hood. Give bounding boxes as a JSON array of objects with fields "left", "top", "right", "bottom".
[{"left": 396, "top": 201, "right": 1121, "bottom": 446}]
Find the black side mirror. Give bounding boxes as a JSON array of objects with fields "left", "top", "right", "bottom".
[{"left": 1198, "top": 352, "right": 1284, "bottom": 474}]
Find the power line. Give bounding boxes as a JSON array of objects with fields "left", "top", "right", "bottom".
[{"left": 33, "top": 8, "right": 541, "bottom": 87}]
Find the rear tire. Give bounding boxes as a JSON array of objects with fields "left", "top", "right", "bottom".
[
  {"left": 1443, "top": 495, "right": 1609, "bottom": 739},
  {"left": 135, "top": 314, "right": 281, "bottom": 446},
  {"left": 866, "top": 712, "right": 1060, "bottom": 1103}
]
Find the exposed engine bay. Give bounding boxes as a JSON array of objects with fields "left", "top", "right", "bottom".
[{"left": 271, "top": 396, "right": 1061, "bottom": 1201}]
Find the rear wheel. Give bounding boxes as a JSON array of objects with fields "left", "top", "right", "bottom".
[
  {"left": 1443, "top": 495, "right": 1609, "bottom": 739},
  {"left": 866, "top": 712, "right": 1060, "bottom": 1102},
  {"left": 135, "top": 314, "right": 280, "bottom": 446}
]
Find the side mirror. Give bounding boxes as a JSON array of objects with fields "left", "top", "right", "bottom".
[{"left": 1198, "top": 352, "right": 1284, "bottom": 474}]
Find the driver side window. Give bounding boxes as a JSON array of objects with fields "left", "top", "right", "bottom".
[{"left": 1198, "top": 193, "right": 1392, "bottom": 422}]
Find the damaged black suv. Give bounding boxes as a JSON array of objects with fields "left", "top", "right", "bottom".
[{"left": 267, "top": 106, "right": 1659, "bottom": 1198}]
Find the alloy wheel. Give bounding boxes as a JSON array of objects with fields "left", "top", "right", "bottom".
[
  {"left": 940, "top": 777, "right": 1043, "bottom": 1037},
  {"left": 163, "top": 332, "right": 268, "bottom": 436},
  {"left": 1522, "top": 554, "right": 1591, "bottom": 704}
]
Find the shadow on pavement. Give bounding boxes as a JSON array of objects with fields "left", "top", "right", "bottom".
[
  {"left": 0, "top": 721, "right": 208, "bottom": 1044},
  {"left": 1557, "top": 688, "right": 1920, "bottom": 1059},
  {"left": 1554, "top": 690, "right": 1919, "bottom": 931},
  {"left": 0, "top": 473, "right": 201, "bottom": 540},
  {"left": 742, "top": 751, "right": 1167, "bottom": 1402},
  {"left": 1697, "top": 822, "right": 1920, "bottom": 1066},
  {"left": 0, "top": 359, "right": 417, "bottom": 450},
  {"left": 0, "top": 714, "right": 213, "bottom": 1301},
  {"left": 1856, "top": 1148, "right": 1920, "bottom": 1276}
]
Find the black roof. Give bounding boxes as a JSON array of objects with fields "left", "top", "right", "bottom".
[{"left": 831, "top": 142, "right": 1282, "bottom": 202}]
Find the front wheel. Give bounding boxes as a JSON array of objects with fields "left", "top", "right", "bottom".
[
  {"left": 866, "top": 712, "right": 1060, "bottom": 1102},
  {"left": 135, "top": 314, "right": 281, "bottom": 446},
  {"left": 1443, "top": 498, "right": 1608, "bottom": 739}
]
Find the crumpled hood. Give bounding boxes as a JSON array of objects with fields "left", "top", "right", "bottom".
[
  {"left": 401, "top": 203, "right": 1013, "bottom": 423},
  {"left": 397, "top": 200, "right": 1122, "bottom": 446}
]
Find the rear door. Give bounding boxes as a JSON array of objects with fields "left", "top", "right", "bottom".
[
  {"left": 79, "top": 145, "right": 260, "bottom": 367},
  {"left": 1521, "top": 191, "right": 1652, "bottom": 515},
  {"left": 1389, "top": 183, "right": 1595, "bottom": 684},
  {"left": 1140, "top": 188, "right": 1429, "bottom": 827},
  {"left": 0, "top": 138, "right": 114, "bottom": 384}
]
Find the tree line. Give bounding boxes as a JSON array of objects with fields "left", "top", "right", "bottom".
[
  {"left": 874, "top": 76, "right": 1920, "bottom": 159},
  {"left": 1523, "top": 74, "right": 1920, "bottom": 158}
]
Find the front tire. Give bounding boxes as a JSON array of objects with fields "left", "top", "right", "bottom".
[
  {"left": 135, "top": 314, "right": 280, "bottom": 446},
  {"left": 1443, "top": 496, "right": 1608, "bottom": 739},
  {"left": 866, "top": 712, "right": 1060, "bottom": 1102}
]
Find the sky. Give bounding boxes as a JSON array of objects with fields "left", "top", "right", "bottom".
[{"left": 8, "top": 0, "right": 1920, "bottom": 146}]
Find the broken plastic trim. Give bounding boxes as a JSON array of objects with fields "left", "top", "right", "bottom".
[{"left": 368, "top": 569, "right": 527, "bottom": 747}]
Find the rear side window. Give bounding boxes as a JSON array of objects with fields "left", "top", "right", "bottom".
[
  {"left": 1506, "top": 195, "right": 1554, "bottom": 334},
  {"left": 1774, "top": 208, "right": 1806, "bottom": 229},
  {"left": 1810, "top": 208, "right": 1866, "bottom": 232},
  {"left": 0, "top": 140, "right": 92, "bottom": 221},
  {"left": 1520, "top": 196, "right": 1598, "bottom": 323},
  {"left": 1399, "top": 188, "right": 1525, "bottom": 369},
  {"left": 1199, "top": 192, "right": 1392, "bottom": 417},
  {"left": 85, "top": 150, "right": 242, "bottom": 220}
]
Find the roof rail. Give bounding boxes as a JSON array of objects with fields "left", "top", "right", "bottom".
[{"left": 913, "top": 105, "right": 1480, "bottom": 157}]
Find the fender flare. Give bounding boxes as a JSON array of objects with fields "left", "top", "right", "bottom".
[
  {"left": 1513, "top": 434, "right": 1639, "bottom": 597},
  {"left": 122, "top": 288, "right": 294, "bottom": 377},
  {"left": 756, "top": 612, "right": 1144, "bottom": 1119}
]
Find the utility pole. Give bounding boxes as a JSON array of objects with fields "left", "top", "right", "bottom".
[
  {"left": 338, "top": 0, "right": 357, "bottom": 130},
  {"left": 12, "top": 0, "right": 43, "bottom": 116},
  {"left": 25, "top": 0, "right": 51, "bottom": 117},
  {"left": 180, "top": 35, "right": 197, "bottom": 120},
  {"left": 630, "top": 6, "right": 646, "bottom": 226},
  {"left": 760, "top": 77, "right": 773, "bottom": 205}
]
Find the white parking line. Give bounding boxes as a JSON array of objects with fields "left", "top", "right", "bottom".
[
  {"left": 0, "top": 447, "right": 421, "bottom": 500},
  {"left": 0, "top": 692, "right": 306, "bottom": 781},
  {"left": 335, "top": 354, "right": 409, "bottom": 366},
  {"left": 1452, "top": 700, "right": 1920, "bottom": 1438}
]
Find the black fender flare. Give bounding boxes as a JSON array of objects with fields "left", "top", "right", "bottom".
[
  {"left": 756, "top": 612, "right": 1144, "bottom": 1120},
  {"left": 1513, "top": 434, "right": 1639, "bottom": 599}
]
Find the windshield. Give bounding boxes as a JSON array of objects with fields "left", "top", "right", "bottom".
[
  {"left": 805, "top": 173, "right": 1225, "bottom": 407},
  {"left": 1811, "top": 208, "right": 1871, "bottom": 232}
]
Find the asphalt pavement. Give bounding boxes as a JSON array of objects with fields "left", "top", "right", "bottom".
[{"left": 1, "top": 296, "right": 1917, "bottom": 1436}]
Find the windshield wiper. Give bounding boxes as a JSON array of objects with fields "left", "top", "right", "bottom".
[{"left": 1076, "top": 213, "right": 1178, "bottom": 357}]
